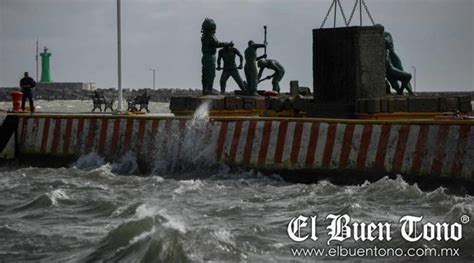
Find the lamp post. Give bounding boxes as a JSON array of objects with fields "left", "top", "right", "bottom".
[
  {"left": 116, "top": 0, "right": 123, "bottom": 111},
  {"left": 149, "top": 68, "right": 156, "bottom": 90},
  {"left": 35, "top": 40, "right": 39, "bottom": 81},
  {"left": 411, "top": 66, "right": 417, "bottom": 92}
]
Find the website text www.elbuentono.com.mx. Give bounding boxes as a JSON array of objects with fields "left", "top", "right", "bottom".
[{"left": 290, "top": 245, "right": 461, "bottom": 258}]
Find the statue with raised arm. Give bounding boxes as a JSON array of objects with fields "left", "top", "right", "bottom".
[
  {"left": 258, "top": 59, "right": 285, "bottom": 93},
  {"left": 217, "top": 43, "right": 246, "bottom": 94},
  {"left": 384, "top": 31, "right": 414, "bottom": 95},
  {"left": 244, "top": 40, "right": 267, "bottom": 96},
  {"left": 201, "top": 18, "right": 232, "bottom": 95}
]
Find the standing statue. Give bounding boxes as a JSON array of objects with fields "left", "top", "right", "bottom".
[
  {"left": 257, "top": 59, "right": 285, "bottom": 93},
  {"left": 201, "top": 18, "right": 232, "bottom": 95},
  {"left": 384, "top": 31, "right": 414, "bottom": 95},
  {"left": 217, "top": 43, "right": 246, "bottom": 94},
  {"left": 244, "top": 40, "right": 267, "bottom": 96}
]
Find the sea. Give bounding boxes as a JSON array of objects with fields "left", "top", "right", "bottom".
[{"left": 0, "top": 100, "right": 472, "bottom": 262}]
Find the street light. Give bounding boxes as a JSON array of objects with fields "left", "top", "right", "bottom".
[
  {"left": 116, "top": 0, "right": 123, "bottom": 112},
  {"left": 35, "top": 40, "right": 39, "bottom": 81},
  {"left": 149, "top": 68, "right": 156, "bottom": 90},
  {"left": 411, "top": 66, "right": 416, "bottom": 92}
]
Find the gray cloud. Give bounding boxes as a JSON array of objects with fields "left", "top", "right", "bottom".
[{"left": 0, "top": 0, "right": 473, "bottom": 92}]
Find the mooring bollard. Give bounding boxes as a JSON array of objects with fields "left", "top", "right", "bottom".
[{"left": 9, "top": 91, "right": 23, "bottom": 113}]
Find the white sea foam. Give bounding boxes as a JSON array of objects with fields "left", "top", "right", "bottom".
[
  {"left": 174, "top": 179, "right": 204, "bottom": 194},
  {"left": 160, "top": 209, "right": 187, "bottom": 233},
  {"left": 47, "top": 189, "right": 69, "bottom": 206},
  {"left": 132, "top": 204, "right": 187, "bottom": 233},
  {"left": 212, "top": 229, "right": 235, "bottom": 245},
  {"left": 133, "top": 204, "right": 159, "bottom": 220}
]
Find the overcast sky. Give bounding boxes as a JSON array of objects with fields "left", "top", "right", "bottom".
[{"left": 0, "top": 0, "right": 473, "bottom": 92}]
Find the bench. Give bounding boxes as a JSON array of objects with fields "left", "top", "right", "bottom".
[
  {"left": 91, "top": 92, "right": 114, "bottom": 112},
  {"left": 127, "top": 93, "right": 151, "bottom": 113}
]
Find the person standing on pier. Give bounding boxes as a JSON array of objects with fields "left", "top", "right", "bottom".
[{"left": 19, "top": 72, "right": 36, "bottom": 112}]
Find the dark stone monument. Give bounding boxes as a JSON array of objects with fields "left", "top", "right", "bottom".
[{"left": 313, "top": 26, "right": 386, "bottom": 105}]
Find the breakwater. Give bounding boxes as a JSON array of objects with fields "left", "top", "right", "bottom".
[
  {"left": 2, "top": 113, "right": 473, "bottom": 192},
  {"left": 0, "top": 87, "right": 201, "bottom": 102}
]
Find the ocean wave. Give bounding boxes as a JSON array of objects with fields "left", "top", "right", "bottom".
[
  {"left": 82, "top": 205, "right": 190, "bottom": 262},
  {"left": 73, "top": 151, "right": 141, "bottom": 177},
  {"left": 12, "top": 189, "right": 69, "bottom": 212}
]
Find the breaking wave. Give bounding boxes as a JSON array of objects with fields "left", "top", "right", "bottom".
[{"left": 82, "top": 204, "right": 190, "bottom": 262}]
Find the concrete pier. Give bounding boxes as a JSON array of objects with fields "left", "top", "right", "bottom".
[{"left": 1, "top": 113, "right": 473, "bottom": 191}]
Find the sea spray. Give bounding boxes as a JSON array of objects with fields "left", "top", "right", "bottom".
[
  {"left": 73, "top": 152, "right": 105, "bottom": 170},
  {"left": 191, "top": 100, "right": 211, "bottom": 124},
  {"left": 152, "top": 100, "right": 218, "bottom": 175},
  {"left": 111, "top": 152, "right": 139, "bottom": 175}
]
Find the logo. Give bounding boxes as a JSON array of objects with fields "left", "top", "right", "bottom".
[{"left": 287, "top": 214, "right": 467, "bottom": 244}]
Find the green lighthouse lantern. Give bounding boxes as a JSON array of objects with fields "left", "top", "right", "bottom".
[{"left": 40, "top": 46, "right": 52, "bottom": 82}]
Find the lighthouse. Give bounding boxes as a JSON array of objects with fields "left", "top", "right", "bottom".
[{"left": 40, "top": 46, "right": 52, "bottom": 82}]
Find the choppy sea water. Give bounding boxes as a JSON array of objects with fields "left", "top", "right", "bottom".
[
  {"left": 0, "top": 100, "right": 473, "bottom": 262},
  {"left": 0, "top": 100, "right": 171, "bottom": 114}
]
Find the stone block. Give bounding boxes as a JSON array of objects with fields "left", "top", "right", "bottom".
[
  {"left": 169, "top": 97, "right": 186, "bottom": 111},
  {"left": 439, "top": 97, "right": 448, "bottom": 112},
  {"left": 367, "top": 99, "right": 381, "bottom": 114},
  {"left": 460, "top": 101, "right": 473, "bottom": 112},
  {"left": 243, "top": 97, "right": 256, "bottom": 110},
  {"left": 313, "top": 26, "right": 386, "bottom": 103},
  {"left": 293, "top": 96, "right": 304, "bottom": 111},
  {"left": 447, "top": 97, "right": 459, "bottom": 111},
  {"left": 283, "top": 97, "right": 294, "bottom": 111},
  {"left": 224, "top": 96, "right": 242, "bottom": 110},
  {"left": 394, "top": 97, "right": 408, "bottom": 112},
  {"left": 299, "top": 87, "right": 311, "bottom": 96},
  {"left": 185, "top": 97, "right": 202, "bottom": 110},
  {"left": 269, "top": 97, "right": 284, "bottom": 111},
  {"left": 290, "top": 81, "right": 299, "bottom": 96},
  {"left": 357, "top": 99, "right": 368, "bottom": 113},
  {"left": 380, "top": 98, "right": 388, "bottom": 112},
  {"left": 387, "top": 98, "right": 395, "bottom": 113},
  {"left": 408, "top": 97, "right": 439, "bottom": 112},
  {"left": 255, "top": 98, "right": 266, "bottom": 110},
  {"left": 458, "top": 96, "right": 471, "bottom": 104},
  {"left": 212, "top": 97, "right": 225, "bottom": 110}
]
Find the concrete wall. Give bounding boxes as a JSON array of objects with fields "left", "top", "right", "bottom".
[{"left": 10, "top": 115, "right": 474, "bottom": 180}]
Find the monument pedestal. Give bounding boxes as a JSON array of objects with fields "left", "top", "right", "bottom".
[{"left": 313, "top": 26, "right": 386, "bottom": 106}]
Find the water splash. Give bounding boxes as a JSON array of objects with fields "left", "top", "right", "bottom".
[
  {"left": 152, "top": 100, "right": 218, "bottom": 175},
  {"left": 191, "top": 100, "right": 211, "bottom": 125},
  {"left": 111, "top": 152, "right": 139, "bottom": 175},
  {"left": 73, "top": 152, "right": 105, "bottom": 170}
]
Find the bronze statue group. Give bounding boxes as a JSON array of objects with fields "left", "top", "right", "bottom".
[
  {"left": 201, "top": 18, "right": 414, "bottom": 97},
  {"left": 201, "top": 18, "right": 285, "bottom": 96}
]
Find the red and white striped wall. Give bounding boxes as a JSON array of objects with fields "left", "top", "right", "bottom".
[
  {"left": 14, "top": 115, "right": 474, "bottom": 178},
  {"left": 215, "top": 120, "right": 473, "bottom": 178}
]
